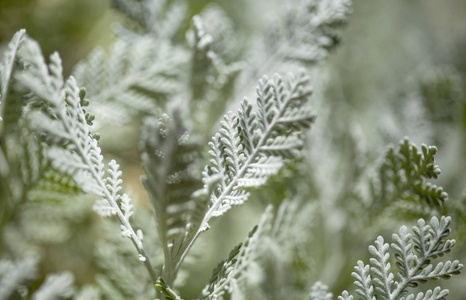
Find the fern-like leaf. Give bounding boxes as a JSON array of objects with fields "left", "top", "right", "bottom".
[
  {"left": 0, "top": 30, "right": 51, "bottom": 234},
  {"left": 204, "top": 72, "right": 315, "bottom": 220},
  {"left": 352, "top": 260, "right": 375, "bottom": 300},
  {"left": 16, "top": 37, "right": 158, "bottom": 284},
  {"left": 246, "top": 0, "right": 352, "bottom": 83},
  {"left": 174, "top": 72, "right": 316, "bottom": 276},
  {"left": 141, "top": 110, "right": 203, "bottom": 283},
  {"left": 202, "top": 207, "right": 273, "bottom": 299},
  {"left": 369, "top": 236, "right": 395, "bottom": 299},
  {"left": 187, "top": 15, "right": 243, "bottom": 132},
  {"left": 73, "top": 36, "right": 187, "bottom": 125},
  {"left": 111, "top": 0, "right": 187, "bottom": 39},
  {"left": 203, "top": 200, "right": 316, "bottom": 299},
  {"left": 364, "top": 138, "right": 448, "bottom": 223},
  {"left": 188, "top": 15, "right": 229, "bottom": 103},
  {"left": 340, "top": 216, "right": 463, "bottom": 300}
]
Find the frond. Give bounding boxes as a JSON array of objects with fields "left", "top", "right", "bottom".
[
  {"left": 73, "top": 36, "right": 188, "bottom": 124},
  {"left": 202, "top": 206, "right": 273, "bottom": 300},
  {"left": 0, "top": 30, "right": 51, "bottom": 225},
  {"left": 111, "top": 0, "right": 187, "bottom": 39},
  {"left": 140, "top": 110, "right": 203, "bottom": 282},
  {"left": 369, "top": 138, "right": 448, "bottom": 214},
  {"left": 203, "top": 73, "right": 315, "bottom": 220},
  {"left": 168, "top": 73, "right": 315, "bottom": 286},
  {"left": 187, "top": 15, "right": 243, "bottom": 131},
  {"left": 16, "top": 36, "right": 158, "bottom": 283},
  {"left": 340, "top": 216, "right": 463, "bottom": 300},
  {"left": 281, "top": 0, "right": 353, "bottom": 64},
  {"left": 187, "top": 15, "right": 242, "bottom": 95},
  {"left": 352, "top": 260, "right": 375, "bottom": 300},
  {"left": 244, "top": 0, "right": 352, "bottom": 82},
  {"left": 203, "top": 200, "right": 317, "bottom": 299},
  {"left": 141, "top": 111, "right": 201, "bottom": 240}
]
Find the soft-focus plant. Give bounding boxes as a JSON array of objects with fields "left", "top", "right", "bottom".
[{"left": 0, "top": 0, "right": 465, "bottom": 299}]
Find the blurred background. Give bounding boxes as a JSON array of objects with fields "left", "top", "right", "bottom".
[{"left": 1, "top": 0, "right": 466, "bottom": 298}]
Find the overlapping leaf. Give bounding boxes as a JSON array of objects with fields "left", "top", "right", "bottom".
[
  {"left": 341, "top": 216, "right": 463, "bottom": 300},
  {"left": 369, "top": 138, "right": 448, "bottom": 214},
  {"left": 202, "top": 207, "right": 273, "bottom": 300},
  {"left": 73, "top": 36, "right": 188, "bottom": 124},
  {"left": 111, "top": 0, "right": 187, "bottom": 39},
  {"left": 245, "top": 0, "right": 352, "bottom": 83},
  {"left": 16, "top": 36, "right": 157, "bottom": 282},
  {"left": 203, "top": 72, "right": 316, "bottom": 220},
  {"left": 140, "top": 111, "right": 205, "bottom": 283},
  {"left": 0, "top": 28, "right": 26, "bottom": 138}
]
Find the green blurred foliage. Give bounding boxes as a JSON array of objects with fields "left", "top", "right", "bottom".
[
  {"left": 0, "top": 0, "right": 113, "bottom": 74},
  {"left": 1, "top": 0, "right": 466, "bottom": 298}
]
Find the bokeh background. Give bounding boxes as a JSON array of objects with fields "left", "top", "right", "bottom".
[{"left": 1, "top": 0, "right": 466, "bottom": 298}]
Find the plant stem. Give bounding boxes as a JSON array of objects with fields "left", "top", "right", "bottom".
[
  {"left": 174, "top": 78, "right": 302, "bottom": 273},
  {"left": 57, "top": 108, "right": 159, "bottom": 285}
]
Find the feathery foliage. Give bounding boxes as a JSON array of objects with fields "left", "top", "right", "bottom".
[
  {"left": 358, "top": 138, "right": 449, "bottom": 224},
  {"left": 111, "top": 0, "right": 187, "bottom": 39},
  {"left": 203, "top": 72, "right": 316, "bottom": 220},
  {"left": 202, "top": 200, "right": 318, "bottom": 299},
  {"left": 16, "top": 36, "right": 158, "bottom": 284},
  {"left": 140, "top": 111, "right": 203, "bottom": 284},
  {"left": 73, "top": 36, "right": 187, "bottom": 125},
  {"left": 202, "top": 206, "right": 273, "bottom": 299},
  {"left": 1, "top": 0, "right": 466, "bottom": 299},
  {"left": 245, "top": 0, "right": 352, "bottom": 82},
  {"left": 152, "top": 72, "right": 318, "bottom": 288},
  {"left": 0, "top": 29, "right": 41, "bottom": 219},
  {"left": 186, "top": 14, "right": 243, "bottom": 134},
  {"left": 342, "top": 216, "right": 463, "bottom": 300}
]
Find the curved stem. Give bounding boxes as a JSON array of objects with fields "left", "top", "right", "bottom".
[
  {"left": 57, "top": 108, "right": 159, "bottom": 285},
  {"left": 174, "top": 78, "right": 301, "bottom": 274}
]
